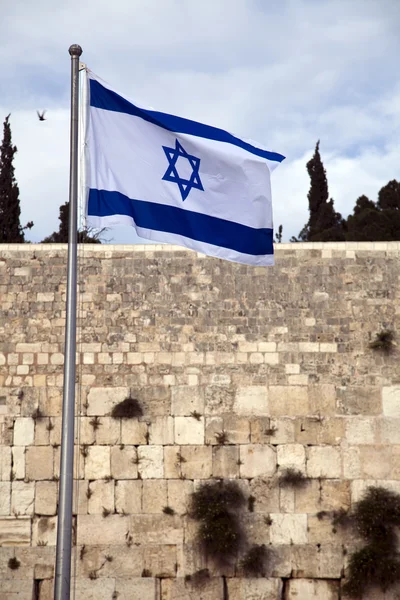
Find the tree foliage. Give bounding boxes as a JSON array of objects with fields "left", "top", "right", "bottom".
[
  {"left": 345, "top": 181, "right": 400, "bottom": 241},
  {"left": 0, "top": 114, "right": 33, "bottom": 242},
  {"left": 295, "top": 141, "right": 345, "bottom": 242},
  {"left": 41, "top": 201, "right": 103, "bottom": 243}
]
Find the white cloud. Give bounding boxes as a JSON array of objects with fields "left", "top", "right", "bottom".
[{"left": 1, "top": 0, "right": 399, "bottom": 243}]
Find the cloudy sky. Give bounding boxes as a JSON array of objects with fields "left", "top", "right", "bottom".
[{"left": 2, "top": 0, "right": 399, "bottom": 243}]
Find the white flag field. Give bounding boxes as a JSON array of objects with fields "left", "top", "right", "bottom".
[{"left": 84, "top": 71, "right": 285, "bottom": 266}]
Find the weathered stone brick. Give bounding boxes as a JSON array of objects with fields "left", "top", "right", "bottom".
[
  {"left": 10, "top": 482, "right": 34, "bottom": 516},
  {"left": 0, "top": 517, "right": 31, "bottom": 546},
  {"left": 111, "top": 445, "right": 138, "bottom": 480},
  {"left": 270, "top": 513, "right": 308, "bottom": 544},
  {"left": 25, "top": 446, "right": 53, "bottom": 481},
  {"left": 175, "top": 417, "right": 204, "bottom": 445},
  {"left": 307, "top": 446, "right": 341, "bottom": 478},
  {"left": 285, "top": 578, "right": 339, "bottom": 599},
  {"left": 240, "top": 445, "right": 276, "bottom": 478}
]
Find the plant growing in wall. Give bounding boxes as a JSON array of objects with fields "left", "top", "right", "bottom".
[
  {"left": 369, "top": 330, "right": 396, "bottom": 354},
  {"left": 8, "top": 557, "right": 20, "bottom": 570},
  {"left": 334, "top": 486, "right": 400, "bottom": 597},
  {"left": 111, "top": 395, "right": 143, "bottom": 419},
  {"left": 278, "top": 468, "right": 309, "bottom": 489},
  {"left": 190, "top": 480, "right": 246, "bottom": 565},
  {"left": 240, "top": 544, "right": 269, "bottom": 576}
]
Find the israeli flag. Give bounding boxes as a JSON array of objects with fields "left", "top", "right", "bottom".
[{"left": 85, "top": 72, "right": 285, "bottom": 266}]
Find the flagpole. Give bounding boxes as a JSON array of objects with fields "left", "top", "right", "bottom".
[{"left": 54, "top": 43, "right": 82, "bottom": 600}]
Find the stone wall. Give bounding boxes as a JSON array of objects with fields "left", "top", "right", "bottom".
[{"left": 0, "top": 242, "right": 400, "bottom": 600}]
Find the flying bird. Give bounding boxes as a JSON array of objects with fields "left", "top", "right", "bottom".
[{"left": 37, "top": 110, "right": 46, "bottom": 121}]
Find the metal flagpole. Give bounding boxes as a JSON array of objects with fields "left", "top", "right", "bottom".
[{"left": 54, "top": 43, "right": 82, "bottom": 600}]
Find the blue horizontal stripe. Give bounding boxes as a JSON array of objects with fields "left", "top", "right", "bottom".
[
  {"left": 89, "top": 78, "right": 285, "bottom": 165},
  {"left": 88, "top": 189, "right": 273, "bottom": 256}
]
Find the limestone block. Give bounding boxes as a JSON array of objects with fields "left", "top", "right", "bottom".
[
  {"left": 221, "top": 415, "right": 250, "bottom": 444},
  {"left": 0, "top": 579, "right": 34, "bottom": 599},
  {"left": 74, "top": 578, "right": 116, "bottom": 600},
  {"left": 142, "top": 480, "right": 167, "bottom": 513},
  {"left": 111, "top": 446, "right": 138, "bottom": 480},
  {"left": 378, "top": 418, "right": 400, "bottom": 444},
  {"left": 11, "top": 447, "right": 24, "bottom": 480},
  {"left": 25, "top": 446, "right": 54, "bottom": 480},
  {"left": 11, "top": 482, "right": 34, "bottom": 516},
  {"left": 77, "top": 514, "right": 130, "bottom": 545},
  {"left": 180, "top": 445, "right": 212, "bottom": 479},
  {"left": 0, "top": 482, "right": 10, "bottom": 515},
  {"left": 0, "top": 447, "right": 12, "bottom": 480},
  {"left": 295, "top": 417, "right": 344, "bottom": 446},
  {"left": 212, "top": 445, "right": 239, "bottom": 478},
  {"left": 382, "top": 386, "right": 400, "bottom": 417},
  {"left": 240, "top": 445, "right": 276, "bottom": 478},
  {"left": 161, "top": 577, "right": 223, "bottom": 600},
  {"left": 13, "top": 418, "right": 34, "bottom": 445},
  {"left": 345, "top": 418, "right": 376, "bottom": 444},
  {"left": 205, "top": 416, "right": 249, "bottom": 445},
  {"left": 320, "top": 480, "right": 351, "bottom": 511},
  {"left": 308, "top": 385, "right": 336, "bottom": 416},
  {"left": 132, "top": 385, "right": 171, "bottom": 416},
  {"left": 34, "top": 417, "right": 50, "bottom": 446},
  {"left": 285, "top": 578, "right": 339, "bottom": 599},
  {"left": 291, "top": 544, "right": 344, "bottom": 579},
  {"left": 0, "top": 517, "right": 31, "bottom": 546},
  {"left": 167, "top": 480, "right": 193, "bottom": 515},
  {"left": 249, "top": 417, "right": 273, "bottom": 444},
  {"left": 143, "top": 544, "right": 177, "bottom": 577},
  {"left": 204, "top": 386, "right": 235, "bottom": 415},
  {"left": 164, "top": 446, "right": 181, "bottom": 479},
  {"left": 269, "top": 418, "right": 295, "bottom": 443},
  {"left": 280, "top": 487, "right": 295, "bottom": 513},
  {"left": 391, "top": 447, "right": 400, "bottom": 479},
  {"left": 227, "top": 578, "right": 282, "bottom": 600},
  {"left": 171, "top": 386, "right": 204, "bottom": 415},
  {"left": 85, "top": 446, "right": 111, "bottom": 480},
  {"left": 175, "top": 417, "right": 204, "bottom": 445},
  {"left": 234, "top": 386, "right": 268, "bottom": 416},
  {"left": 121, "top": 419, "right": 148, "bottom": 445},
  {"left": 130, "top": 514, "right": 184, "bottom": 544},
  {"left": 306, "top": 446, "right": 341, "bottom": 478},
  {"left": 78, "top": 417, "right": 95, "bottom": 445},
  {"left": 307, "top": 515, "right": 347, "bottom": 544},
  {"left": 149, "top": 416, "right": 174, "bottom": 445},
  {"left": 75, "top": 543, "right": 143, "bottom": 578},
  {"left": 249, "top": 477, "right": 280, "bottom": 512},
  {"left": 336, "top": 386, "right": 382, "bottom": 416},
  {"left": 94, "top": 416, "right": 121, "bottom": 445},
  {"left": 277, "top": 444, "right": 306, "bottom": 472},
  {"left": 269, "top": 386, "right": 309, "bottom": 416},
  {"left": 39, "top": 388, "right": 62, "bottom": 416},
  {"left": 32, "top": 516, "right": 57, "bottom": 546},
  {"left": 86, "top": 386, "right": 129, "bottom": 416},
  {"left": 115, "top": 480, "right": 142, "bottom": 514},
  {"left": 138, "top": 445, "right": 164, "bottom": 478},
  {"left": 359, "top": 445, "right": 391, "bottom": 479},
  {"left": 87, "top": 479, "right": 115, "bottom": 514},
  {"left": 342, "top": 446, "right": 362, "bottom": 479},
  {"left": 270, "top": 513, "right": 308, "bottom": 544},
  {"left": 294, "top": 480, "right": 322, "bottom": 514},
  {"left": 37, "top": 580, "right": 54, "bottom": 600}
]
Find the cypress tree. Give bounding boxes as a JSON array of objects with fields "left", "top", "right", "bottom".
[
  {"left": 296, "top": 141, "right": 345, "bottom": 242},
  {"left": 0, "top": 114, "right": 32, "bottom": 242}
]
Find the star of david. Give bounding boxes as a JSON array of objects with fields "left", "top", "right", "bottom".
[{"left": 162, "top": 139, "right": 204, "bottom": 201}]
